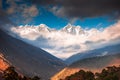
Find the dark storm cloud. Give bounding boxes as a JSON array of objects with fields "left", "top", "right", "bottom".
[
  {"left": 31, "top": 0, "right": 57, "bottom": 5},
  {"left": 61, "top": 0, "right": 120, "bottom": 18},
  {"left": 0, "top": 0, "right": 2, "bottom": 8},
  {"left": 31, "top": 0, "right": 120, "bottom": 19}
]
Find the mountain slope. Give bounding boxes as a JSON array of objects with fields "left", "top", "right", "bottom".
[
  {"left": 0, "top": 29, "right": 66, "bottom": 80},
  {"left": 52, "top": 53, "right": 120, "bottom": 80},
  {"left": 66, "top": 44, "right": 120, "bottom": 64}
]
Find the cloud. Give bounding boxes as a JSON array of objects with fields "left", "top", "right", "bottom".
[
  {"left": 103, "top": 21, "right": 120, "bottom": 39},
  {"left": 10, "top": 21, "right": 120, "bottom": 59},
  {"left": 60, "top": 0, "right": 120, "bottom": 19},
  {"left": 31, "top": 0, "right": 120, "bottom": 20},
  {"left": 31, "top": 0, "right": 57, "bottom": 5},
  {"left": 2, "top": 0, "right": 39, "bottom": 24},
  {"left": 23, "top": 5, "right": 39, "bottom": 18},
  {"left": 0, "top": 5, "right": 15, "bottom": 27},
  {"left": 1, "top": 0, "right": 120, "bottom": 26},
  {"left": 0, "top": 0, "right": 39, "bottom": 27},
  {"left": 0, "top": 0, "right": 2, "bottom": 8}
]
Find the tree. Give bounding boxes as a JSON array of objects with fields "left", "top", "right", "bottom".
[
  {"left": 95, "top": 66, "right": 120, "bottom": 80},
  {"left": 85, "top": 71, "right": 95, "bottom": 80},
  {"left": 31, "top": 76, "right": 40, "bottom": 80},
  {"left": 65, "top": 70, "right": 95, "bottom": 80},
  {"left": 2, "top": 66, "right": 19, "bottom": 80},
  {"left": 2, "top": 66, "right": 40, "bottom": 80}
]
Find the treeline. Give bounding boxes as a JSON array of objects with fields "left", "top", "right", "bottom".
[
  {"left": 64, "top": 65, "right": 120, "bottom": 80},
  {"left": 2, "top": 65, "right": 120, "bottom": 80},
  {"left": 2, "top": 66, "right": 40, "bottom": 80}
]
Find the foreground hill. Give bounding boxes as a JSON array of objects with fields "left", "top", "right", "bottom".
[
  {"left": 0, "top": 29, "right": 65, "bottom": 80},
  {"left": 51, "top": 53, "right": 120, "bottom": 80}
]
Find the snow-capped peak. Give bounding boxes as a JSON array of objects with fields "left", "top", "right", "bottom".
[
  {"left": 39, "top": 24, "right": 48, "bottom": 28},
  {"left": 37, "top": 24, "right": 50, "bottom": 32},
  {"left": 62, "top": 23, "right": 72, "bottom": 31},
  {"left": 13, "top": 23, "right": 86, "bottom": 35},
  {"left": 61, "top": 24, "right": 84, "bottom": 35}
]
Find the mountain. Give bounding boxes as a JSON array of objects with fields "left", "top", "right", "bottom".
[
  {"left": 51, "top": 53, "right": 120, "bottom": 80},
  {"left": 61, "top": 24, "right": 85, "bottom": 35},
  {"left": 14, "top": 24, "right": 84, "bottom": 35},
  {"left": 66, "top": 44, "right": 120, "bottom": 64},
  {"left": 9, "top": 23, "right": 120, "bottom": 60},
  {"left": 37, "top": 24, "right": 51, "bottom": 32},
  {"left": 14, "top": 24, "right": 51, "bottom": 33},
  {"left": 9, "top": 24, "right": 87, "bottom": 59},
  {"left": 0, "top": 29, "right": 66, "bottom": 80}
]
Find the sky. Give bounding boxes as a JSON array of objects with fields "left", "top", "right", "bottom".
[
  {"left": 0, "top": 0, "right": 120, "bottom": 59},
  {"left": 0, "top": 0, "right": 120, "bottom": 29}
]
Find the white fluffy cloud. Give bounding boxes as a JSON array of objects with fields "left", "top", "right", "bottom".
[{"left": 10, "top": 21, "right": 120, "bottom": 59}]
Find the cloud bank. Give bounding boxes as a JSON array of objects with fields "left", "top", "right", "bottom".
[{"left": 11, "top": 21, "right": 120, "bottom": 59}]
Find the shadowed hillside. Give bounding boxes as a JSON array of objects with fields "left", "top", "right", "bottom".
[{"left": 0, "top": 29, "right": 66, "bottom": 80}]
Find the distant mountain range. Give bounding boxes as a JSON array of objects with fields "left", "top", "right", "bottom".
[
  {"left": 66, "top": 43, "right": 120, "bottom": 64},
  {"left": 0, "top": 29, "right": 66, "bottom": 80},
  {"left": 70, "top": 53, "right": 120, "bottom": 69}
]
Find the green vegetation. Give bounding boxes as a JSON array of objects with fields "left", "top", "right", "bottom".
[
  {"left": 64, "top": 65, "right": 120, "bottom": 80},
  {"left": 2, "top": 66, "right": 40, "bottom": 80}
]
